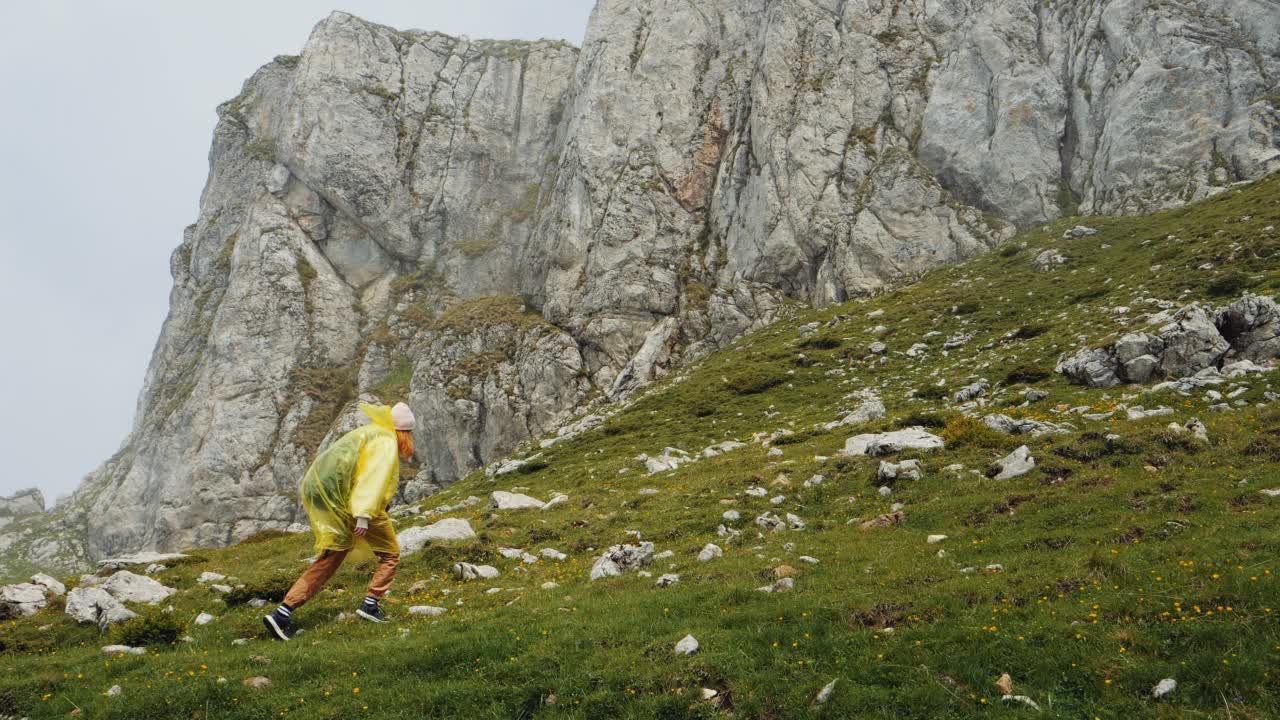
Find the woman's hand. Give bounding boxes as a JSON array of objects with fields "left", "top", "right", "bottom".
[{"left": 354, "top": 526, "right": 368, "bottom": 537}]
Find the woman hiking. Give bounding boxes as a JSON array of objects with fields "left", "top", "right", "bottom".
[{"left": 263, "top": 401, "right": 416, "bottom": 641}]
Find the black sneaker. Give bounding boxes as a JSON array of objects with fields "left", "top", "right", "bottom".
[
  {"left": 356, "top": 601, "right": 387, "bottom": 624},
  {"left": 262, "top": 609, "right": 293, "bottom": 641}
]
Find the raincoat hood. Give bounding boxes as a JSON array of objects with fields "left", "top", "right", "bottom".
[
  {"left": 298, "top": 403, "right": 402, "bottom": 556},
  {"left": 361, "top": 403, "right": 397, "bottom": 432}
]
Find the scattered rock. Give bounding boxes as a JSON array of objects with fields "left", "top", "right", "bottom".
[
  {"left": 983, "top": 414, "right": 1071, "bottom": 436},
  {"left": 1152, "top": 678, "right": 1177, "bottom": 699},
  {"left": 757, "top": 578, "right": 795, "bottom": 593},
  {"left": 674, "top": 634, "right": 699, "bottom": 655},
  {"left": 697, "top": 544, "right": 723, "bottom": 562},
  {"left": 843, "top": 428, "right": 945, "bottom": 457},
  {"left": 243, "top": 677, "right": 272, "bottom": 690},
  {"left": 30, "top": 573, "right": 66, "bottom": 596},
  {"left": 953, "top": 380, "right": 990, "bottom": 403},
  {"left": 755, "top": 513, "right": 786, "bottom": 532},
  {"left": 990, "top": 446, "right": 1035, "bottom": 480},
  {"left": 656, "top": 574, "right": 680, "bottom": 588},
  {"left": 541, "top": 493, "right": 570, "bottom": 510},
  {"left": 100, "top": 645, "right": 147, "bottom": 656},
  {"left": 1063, "top": 225, "right": 1097, "bottom": 239},
  {"left": 815, "top": 679, "right": 838, "bottom": 705},
  {"left": 408, "top": 606, "right": 447, "bottom": 616},
  {"left": 589, "top": 543, "right": 654, "bottom": 580},
  {"left": 824, "top": 392, "right": 886, "bottom": 430},
  {"left": 638, "top": 447, "right": 692, "bottom": 474},
  {"left": 489, "top": 491, "right": 546, "bottom": 510},
  {"left": 98, "top": 571, "right": 176, "bottom": 605},
  {"left": 1002, "top": 695, "right": 1041, "bottom": 710},
  {"left": 65, "top": 587, "right": 137, "bottom": 629},
  {"left": 878, "top": 459, "right": 923, "bottom": 482},
  {"left": 453, "top": 563, "right": 500, "bottom": 581},
  {"left": 487, "top": 454, "right": 543, "bottom": 477},
  {"left": 1166, "top": 418, "right": 1209, "bottom": 442},
  {"left": 774, "top": 565, "right": 797, "bottom": 579},
  {"left": 860, "top": 512, "right": 904, "bottom": 530},
  {"left": 1059, "top": 295, "right": 1280, "bottom": 388},
  {"left": 194, "top": 612, "right": 215, "bottom": 625},
  {"left": 0, "top": 583, "right": 49, "bottom": 619},
  {"left": 1033, "top": 249, "right": 1067, "bottom": 271},
  {"left": 96, "top": 552, "right": 189, "bottom": 569},
  {"left": 196, "top": 572, "right": 226, "bottom": 584},
  {"left": 722, "top": 510, "right": 741, "bottom": 522},
  {"left": 107, "top": 684, "right": 122, "bottom": 697},
  {"left": 701, "top": 440, "right": 747, "bottom": 458},
  {"left": 397, "top": 518, "right": 478, "bottom": 557},
  {"left": 926, "top": 535, "right": 947, "bottom": 545},
  {"left": 540, "top": 548, "right": 568, "bottom": 561},
  {"left": 1126, "top": 406, "right": 1174, "bottom": 421},
  {"left": 995, "top": 673, "right": 1013, "bottom": 695}
]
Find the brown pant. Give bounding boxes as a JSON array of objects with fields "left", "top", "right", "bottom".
[{"left": 283, "top": 549, "right": 400, "bottom": 609}]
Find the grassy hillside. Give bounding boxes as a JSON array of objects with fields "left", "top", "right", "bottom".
[{"left": 3, "top": 175, "right": 1279, "bottom": 719}]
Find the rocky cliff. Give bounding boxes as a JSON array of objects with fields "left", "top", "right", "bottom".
[{"left": 4, "top": 0, "right": 1277, "bottom": 574}]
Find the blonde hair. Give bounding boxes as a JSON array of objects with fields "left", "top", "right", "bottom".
[{"left": 396, "top": 429, "right": 415, "bottom": 460}]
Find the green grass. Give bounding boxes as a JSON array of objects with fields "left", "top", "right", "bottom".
[{"left": 3, "top": 176, "right": 1280, "bottom": 718}]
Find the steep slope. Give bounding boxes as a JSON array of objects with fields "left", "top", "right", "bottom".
[
  {"left": 6, "top": 0, "right": 1280, "bottom": 573},
  {"left": 2, "top": 174, "right": 1278, "bottom": 719}
]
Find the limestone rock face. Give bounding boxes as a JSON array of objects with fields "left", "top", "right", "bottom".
[
  {"left": 7, "top": 2, "right": 1278, "bottom": 574},
  {"left": 0, "top": 488, "right": 44, "bottom": 518}
]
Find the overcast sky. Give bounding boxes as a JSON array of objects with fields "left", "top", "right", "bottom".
[{"left": 0, "top": 1, "right": 594, "bottom": 503}]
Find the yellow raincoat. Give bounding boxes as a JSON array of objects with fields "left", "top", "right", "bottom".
[{"left": 299, "top": 403, "right": 401, "bottom": 556}]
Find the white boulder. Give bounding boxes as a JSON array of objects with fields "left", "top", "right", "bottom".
[
  {"left": 843, "top": 428, "right": 944, "bottom": 457},
  {"left": 674, "top": 634, "right": 699, "bottom": 655},
  {"left": 30, "top": 573, "right": 66, "bottom": 596},
  {"left": 0, "top": 583, "right": 49, "bottom": 619},
  {"left": 489, "top": 491, "right": 546, "bottom": 510},
  {"left": 398, "top": 518, "right": 478, "bottom": 556},
  {"left": 65, "top": 587, "right": 137, "bottom": 629},
  {"left": 991, "top": 446, "right": 1036, "bottom": 480}
]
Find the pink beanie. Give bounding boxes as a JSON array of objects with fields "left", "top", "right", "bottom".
[{"left": 391, "top": 402, "right": 416, "bottom": 431}]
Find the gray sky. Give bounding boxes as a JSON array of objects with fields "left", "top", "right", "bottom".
[{"left": 0, "top": 1, "right": 595, "bottom": 503}]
